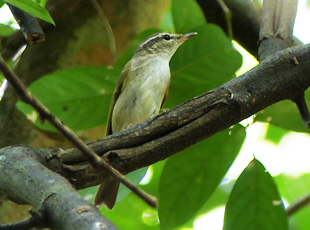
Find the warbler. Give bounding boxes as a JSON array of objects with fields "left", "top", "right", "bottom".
[{"left": 94, "top": 31, "right": 197, "bottom": 209}]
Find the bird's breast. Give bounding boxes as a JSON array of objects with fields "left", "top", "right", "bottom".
[{"left": 112, "top": 58, "right": 171, "bottom": 132}]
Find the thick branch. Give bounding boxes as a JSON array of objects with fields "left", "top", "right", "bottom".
[
  {"left": 197, "top": 0, "right": 302, "bottom": 58},
  {"left": 7, "top": 3, "right": 45, "bottom": 44},
  {"left": 47, "top": 43, "right": 310, "bottom": 189},
  {"left": 1, "top": 40, "right": 310, "bottom": 226},
  {"left": 0, "top": 146, "right": 118, "bottom": 230}
]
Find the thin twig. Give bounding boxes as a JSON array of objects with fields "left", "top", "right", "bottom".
[
  {"left": 90, "top": 0, "right": 116, "bottom": 64},
  {"left": 292, "top": 93, "right": 310, "bottom": 128},
  {"left": 217, "top": 0, "right": 233, "bottom": 39},
  {"left": 0, "top": 55, "right": 157, "bottom": 208},
  {"left": 286, "top": 192, "right": 310, "bottom": 216}
]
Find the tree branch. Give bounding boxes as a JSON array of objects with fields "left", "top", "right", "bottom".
[
  {"left": 197, "top": 0, "right": 302, "bottom": 58},
  {"left": 0, "top": 146, "right": 118, "bottom": 230},
  {"left": 33, "top": 43, "right": 310, "bottom": 190},
  {"left": 257, "top": 0, "right": 309, "bottom": 130},
  {"left": 0, "top": 55, "right": 157, "bottom": 208},
  {"left": 286, "top": 192, "right": 310, "bottom": 216},
  {"left": 7, "top": 3, "right": 45, "bottom": 44}
]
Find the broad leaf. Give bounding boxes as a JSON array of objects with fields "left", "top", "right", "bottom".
[
  {"left": 95, "top": 162, "right": 166, "bottom": 230},
  {"left": 17, "top": 66, "right": 121, "bottom": 131},
  {"left": 166, "top": 24, "right": 242, "bottom": 108},
  {"left": 158, "top": 125, "right": 245, "bottom": 230},
  {"left": 79, "top": 167, "right": 148, "bottom": 205},
  {"left": 172, "top": 0, "right": 207, "bottom": 34},
  {"left": 117, "top": 167, "right": 148, "bottom": 202},
  {"left": 223, "top": 159, "right": 288, "bottom": 230},
  {"left": 37, "top": 0, "right": 48, "bottom": 7},
  {"left": 4, "top": 0, "right": 55, "bottom": 25},
  {"left": 255, "top": 90, "right": 310, "bottom": 134},
  {"left": 276, "top": 173, "right": 310, "bottom": 230},
  {"left": 0, "top": 23, "right": 16, "bottom": 37},
  {"left": 160, "top": 7, "right": 175, "bottom": 32},
  {"left": 264, "top": 123, "right": 289, "bottom": 145}
]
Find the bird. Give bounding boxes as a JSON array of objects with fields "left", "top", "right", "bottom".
[{"left": 94, "top": 31, "right": 197, "bottom": 209}]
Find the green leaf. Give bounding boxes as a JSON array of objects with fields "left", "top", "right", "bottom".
[
  {"left": 160, "top": 7, "right": 175, "bottom": 32},
  {"left": 79, "top": 167, "right": 148, "bottom": 205},
  {"left": 275, "top": 173, "right": 310, "bottom": 230},
  {"left": 16, "top": 29, "right": 159, "bottom": 133},
  {"left": 0, "top": 0, "right": 5, "bottom": 8},
  {"left": 100, "top": 191, "right": 160, "bottom": 230},
  {"left": 166, "top": 24, "right": 242, "bottom": 108},
  {"left": 255, "top": 90, "right": 310, "bottom": 133},
  {"left": 223, "top": 159, "right": 288, "bottom": 230},
  {"left": 17, "top": 66, "right": 121, "bottom": 132},
  {"left": 95, "top": 161, "right": 166, "bottom": 230},
  {"left": 0, "top": 23, "right": 16, "bottom": 37},
  {"left": 38, "top": 0, "right": 48, "bottom": 7},
  {"left": 172, "top": 0, "right": 207, "bottom": 34},
  {"left": 4, "top": 0, "right": 55, "bottom": 25},
  {"left": 117, "top": 167, "right": 148, "bottom": 202},
  {"left": 158, "top": 125, "right": 245, "bottom": 230},
  {"left": 264, "top": 123, "right": 289, "bottom": 145}
]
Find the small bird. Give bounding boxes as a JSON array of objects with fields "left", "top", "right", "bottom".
[{"left": 94, "top": 31, "right": 197, "bottom": 209}]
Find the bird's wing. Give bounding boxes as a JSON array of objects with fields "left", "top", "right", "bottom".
[
  {"left": 160, "top": 81, "right": 170, "bottom": 109},
  {"left": 106, "top": 60, "right": 132, "bottom": 135}
]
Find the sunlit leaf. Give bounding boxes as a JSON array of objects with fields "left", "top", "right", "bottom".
[
  {"left": 17, "top": 66, "right": 121, "bottom": 131},
  {"left": 276, "top": 173, "right": 310, "bottom": 230},
  {"left": 166, "top": 24, "right": 242, "bottom": 108},
  {"left": 223, "top": 159, "right": 288, "bottom": 230},
  {"left": 0, "top": 23, "right": 16, "bottom": 37},
  {"left": 160, "top": 7, "right": 175, "bottom": 32},
  {"left": 95, "top": 161, "right": 166, "bottom": 230},
  {"left": 38, "top": 0, "right": 48, "bottom": 7},
  {"left": 117, "top": 167, "right": 148, "bottom": 202},
  {"left": 255, "top": 90, "right": 310, "bottom": 134},
  {"left": 159, "top": 125, "right": 245, "bottom": 230},
  {"left": 0, "top": 0, "right": 5, "bottom": 8},
  {"left": 172, "top": 0, "right": 207, "bottom": 34},
  {"left": 264, "top": 123, "right": 289, "bottom": 144},
  {"left": 79, "top": 167, "right": 148, "bottom": 205}
]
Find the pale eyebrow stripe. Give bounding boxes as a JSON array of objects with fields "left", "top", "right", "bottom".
[{"left": 139, "top": 33, "right": 163, "bottom": 48}]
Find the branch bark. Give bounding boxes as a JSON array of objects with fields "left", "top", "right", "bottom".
[
  {"left": 63, "top": 43, "right": 310, "bottom": 188},
  {"left": 3, "top": 42, "right": 307, "bottom": 191},
  {"left": 257, "top": 0, "right": 310, "bottom": 217},
  {"left": 0, "top": 146, "right": 118, "bottom": 230}
]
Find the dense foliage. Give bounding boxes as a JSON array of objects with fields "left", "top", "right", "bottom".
[{"left": 1, "top": 0, "right": 310, "bottom": 229}]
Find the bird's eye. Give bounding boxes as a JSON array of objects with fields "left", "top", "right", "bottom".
[{"left": 162, "top": 34, "right": 171, "bottom": 41}]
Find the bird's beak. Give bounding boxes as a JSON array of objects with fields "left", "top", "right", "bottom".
[{"left": 178, "top": 32, "right": 197, "bottom": 43}]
